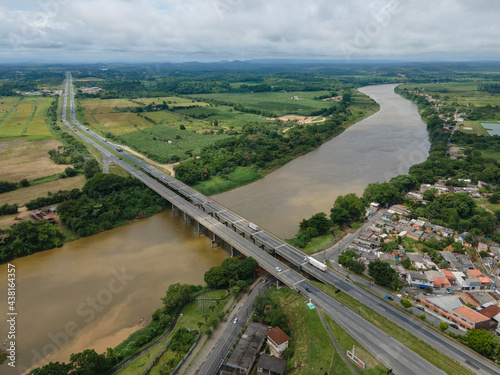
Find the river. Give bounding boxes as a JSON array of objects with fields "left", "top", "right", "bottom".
[
  {"left": 0, "top": 212, "right": 227, "bottom": 374},
  {"left": 215, "top": 84, "right": 430, "bottom": 238},
  {"left": 0, "top": 84, "right": 429, "bottom": 374}
]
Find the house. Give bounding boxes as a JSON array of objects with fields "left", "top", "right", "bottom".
[
  {"left": 224, "top": 323, "right": 269, "bottom": 375},
  {"left": 256, "top": 355, "right": 287, "bottom": 375},
  {"left": 477, "top": 243, "right": 489, "bottom": 253},
  {"left": 452, "top": 306, "right": 490, "bottom": 329},
  {"left": 478, "top": 305, "right": 500, "bottom": 321},
  {"left": 407, "top": 271, "right": 433, "bottom": 289},
  {"left": 412, "top": 220, "right": 426, "bottom": 230},
  {"left": 266, "top": 327, "right": 291, "bottom": 358},
  {"left": 407, "top": 230, "right": 424, "bottom": 241},
  {"left": 391, "top": 205, "right": 412, "bottom": 216},
  {"left": 433, "top": 277, "right": 452, "bottom": 292}
]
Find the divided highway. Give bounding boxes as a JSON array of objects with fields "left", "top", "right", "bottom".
[{"left": 62, "top": 73, "right": 499, "bottom": 375}]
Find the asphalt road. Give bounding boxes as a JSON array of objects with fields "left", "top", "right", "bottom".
[{"left": 62, "top": 73, "right": 499, "bottom": 375}]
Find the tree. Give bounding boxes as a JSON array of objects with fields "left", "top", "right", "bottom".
[
  {"left": 420, "top": 314, "right": 426, "bottom": 321},
  {"left": 70, "top": 349, "right": 114, "bottom": 375},
  {"left": 401, "top": 257, "right": 411, "bottom": 269},
  {"left": 368, "top": 260, "right": 400, "bottom": 289},
  {"left": 204, "top": 265, "right": 226, "bottom": 289},
  {"left": 466, "top": 329, "right": 493, "bottom": 358},
  {"left": 423, "top": 188, "right": 438, "bottom": 201},
  {"left": 65, "top": 167, "right": 77, "bottom": 177},
  {"left": 28, "top": 362, "right": 73, "bottom": 375},
  {"left": 439, "top": 322, "right": 449, "bottom": 331},
  {"left": 19, "top": 178, "right": 30, "bottom": 187},
  {"left": 179, "top": 124, "right": 186, "bottom": 130},
  {"left": 300, "top": 212, "right": 331, "bottom": 234},
  {"left": 83, "top": 159, "right": 101, "bottom": 179},
  {"left": 330, "top": 193, "right": 365, "bottom": 226},
  {"left": 451, "top": 242, "right": 464, "bottom": 253},
  {"left": 363, "top": 182, "right": 403, "bottom": 206},
  {"left": 162, "top": 283, "right": 200, "bottom": 313},
  {"left": 400, "top": 299, "right": 412, "bottom": 309}
]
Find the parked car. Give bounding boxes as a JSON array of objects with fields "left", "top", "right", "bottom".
[
  {"left": 450, "top": 323, "right": 459, "bottom": 329},
  {"left": 416, "top": 306, "right": 425, "bottom": 311}
]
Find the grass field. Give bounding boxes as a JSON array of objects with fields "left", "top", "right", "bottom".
[
  {"left": 0, "top": 139, "right": 70, "bottom": 182},
  {"left": 313, "top": 282, "right": 475, "bottom": 375},
  {"left": 0, "top": 97, "right": 54, "bottom": 141},
  {"left": 486, "top": 204, "right": 500, "bottom": 213},
  {"left": 175, "top": 105, "right": 269, "bottom": 128},
  {"left": 302, "top": 234, "right": 335, "bottom": 254},
  {"left": 120, "top": 125, "right": 229, "bottom": 163},
  {"left": 132, "top": 96, "right": 210, "bottom": 108},
  {"left": 0, "top": 175, "right": 85, "bottom": 207},
  {"left": 400, "top": 81, "right": 500, "bottom": 107},
  {"left": 267, "top": 287, "right": 386, "bottom": 375},
  {"left": 459, "top": 120, "right": 489, "bottom": 136},
  {"left": 193, "top": 167, "right": 262, "bottom": 196},
  {"left": 189, "top": 90, "right": 334, "bottom": 116}
]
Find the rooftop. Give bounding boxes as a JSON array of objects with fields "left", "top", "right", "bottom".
[
  {"left": 478, "top": 305, "right": 500, "bottom": 319},
  {"left": 256, "top": 354, "right": 287, "bottom": 375},
  {"left": 453, "top": 306, "right": 491, "bottom": 323},
  {"left": 227, "top": 322, "right": 268, "bottom": 371},
  {"left": 427, "top": 296, "right": 463, "bottom": 312},
  {"left": 434, "top": 277, "right": 451, "bottom": 288},
  {"left": 266, "top": 327, "right": 291, "bottom": 346}
]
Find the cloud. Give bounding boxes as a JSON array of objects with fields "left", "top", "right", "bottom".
[{"left": 0, "top": 0, "right": 499, "bottom": 62}]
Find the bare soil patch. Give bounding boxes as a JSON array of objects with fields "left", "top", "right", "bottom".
[
  {"left": 0, "top": 139, "right": 69, "bottom": 182},
  {"left": 0, "top": 175, "right": 85, "bottom": 207}
]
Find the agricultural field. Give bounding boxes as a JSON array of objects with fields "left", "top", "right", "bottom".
[
  {"left": 132, "top": 96, "right": 209, "bottom": 108},
  {"left": 400, "top": 81, "right": 500, "bottom": 107},
  {"left": 141, "top": 110, "right": 210, "bottom": 131},
  {"left": 0, "top": 175, "right": 85, "bottom": 208},
  {"left": 175, "top": 104, "right": 270, "bottom": 128},
  {"left": 459, "top": 120, "right": 489, "bottom": 136},
  {"left": 0, "top": 96, "right": 54, "bottom": 141},
  {"left": 0, "top": 139, "right": 69, "bottom": 182},
  {"left": 120, "top": 125, "right": 228, "bottom": 163},
  {"left": 189, "top": 90, "right": 334, "bottom": 116}
]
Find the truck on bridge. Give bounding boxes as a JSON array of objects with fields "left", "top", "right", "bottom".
[{"left": 304, "top": 256, "right": 327, "bottom": 271}]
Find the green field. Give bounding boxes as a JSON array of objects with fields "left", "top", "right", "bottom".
[
  {"left": 193, "top": 167, "right": 262, "bottom": 195},
  {"left": 132, "top": 96, "right": 209, "bottom": 108},
  {"left": 189, "top": 90, "right": 334, "bottom": 116},
  {"left": 400, "top": 81, "right": 500, "bottom": 107},
  {"left": 175, "top": 104, "right": 270, "bottom": 127},
  {"left": 0, "top": 97, "right": 54, "bottom": 140},
  {"left": 120, "top": 125, "right": 228, "bottom": 163}
]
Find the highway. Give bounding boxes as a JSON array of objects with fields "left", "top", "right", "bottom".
[{"left": 61, "top": 73, "right": 499, "bottom": 375}]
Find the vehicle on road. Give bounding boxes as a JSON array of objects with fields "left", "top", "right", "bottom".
[
  {"left": 450, "top": 323, "right": 459, "bottom": 329},
  {"left": 417, "top": 306, "right": 425, "bottom": 311},
  {"left": 305, "top": 287, "right": 311, "bottom": 293},
  {"left": 233, "top": 318, "right": 238, "bottom": 324},
  {"left": 303, "top": 256, "right": 327, "bottom": 271},
  {"left": 275, "top": 267, "right": 281, "bottom": 272},
  {"left": 248, "top": 222, "right": 258, "bottom": 231},
  {"left": 387, "top": 296, "right": 394, "bottom": 301},
  {"left": 115, "top": 147, "right": 123, "bottom": 152}
]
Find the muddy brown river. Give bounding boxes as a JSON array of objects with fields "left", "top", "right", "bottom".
[{"left": 0, "top": 84, "right": 429, "bottom": 374}]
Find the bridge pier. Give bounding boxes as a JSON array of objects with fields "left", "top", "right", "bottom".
[
  {"left": 231, "top": 246, "right": 242, "bottom": 257},
  {"left": 172, "top": 205, "right": 180, "bottom": 216},
  {"left": 212, "top": 233, "right": 223, "bottom": 248}
]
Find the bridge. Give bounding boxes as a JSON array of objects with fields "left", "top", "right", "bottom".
[{"left": 61, "top": 73, "right": 500, "bottom": 375}]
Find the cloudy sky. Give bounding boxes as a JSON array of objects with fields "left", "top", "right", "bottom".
[{"left": 0, "top": 0, "right": 498, "bottom": 63}]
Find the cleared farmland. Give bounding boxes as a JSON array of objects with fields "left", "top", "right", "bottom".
[
  {"left": 120, "top": 125, "right": 228, "bottom": 163},
  {"left": 132, "top": 96, "right": 209, "bottom": 108},
  {"left": 0, "top": 139, "right": 69, "bottom": 182},
  {"left": 0, "top": 96, "right": 54, "bottom": 140},
  {"left": 189, "top": 90, "right": 334, "bottom": 116}
]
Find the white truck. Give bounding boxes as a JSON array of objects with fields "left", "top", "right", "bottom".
[
  {"left": 248, "top": 222, "right": 258, "bottom": 231},
  {"left": 304, "top": 256, "right": 327, "bottom": 272}
]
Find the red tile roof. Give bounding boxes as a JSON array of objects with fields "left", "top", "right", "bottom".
[
  {"left": 442, "top": 270, "right": 455, "bottom": 279},
  {"left": 454, "top": 306, "right": 490, "bottom": 323},
  {"left": 479, "top": 305, "right": 500, "bottom": 319},
  {"left": 467, "top": 269, "right": 482, "bottom": 277},
  {"left": 266, "top": 327, "right": 291, "bottom": 346},
  {"left": 433, "top": 277, "right": 451, "bottom": 288},
  {"left": 478, "top": 276, "right": 490, "bottom": 284}
]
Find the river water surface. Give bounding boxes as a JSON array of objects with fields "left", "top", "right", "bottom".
[
  {"left": 0, "top": 84, "right": 429, "bottom": 374},
  {"left": 215, "top": 84, "right": 430, "bottom": 238}
]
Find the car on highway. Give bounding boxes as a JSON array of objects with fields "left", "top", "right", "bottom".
[
  {"left": 275, "top": 267, "right": 282, "bottom": 272},
  {"left": 115, "top": 147, "right": 123, "bottom": 152},
  {"left": 305, "top": 287, "right": 311, "bottom": 293},
  {"left": 416, "top": 306, "right": 425, "bottom": 311},
  {"left": 233, "top": 318, "right": 238, "bottom": 324},
  {"left": 387, "top": 296, "right": 394, "bottom": 301},
  {"left": 450, "top": 323, "right": 459, "bottom": 329}
]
